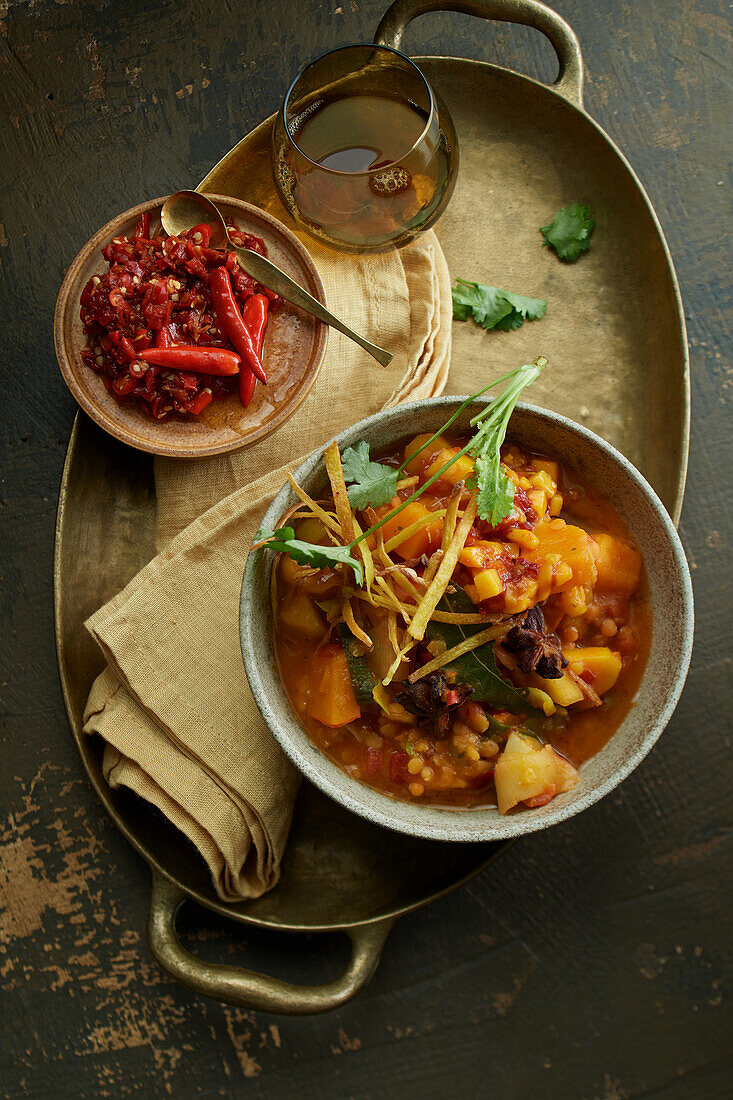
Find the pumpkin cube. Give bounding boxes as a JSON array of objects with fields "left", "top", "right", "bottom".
[
  {"left": 380, "top": 501, "right": 443, "bottom": 560},
  {"left": 426, "top": 447, "right": 475, "bottom": 485},
  {"left": 526, "top": 519, "right": 597, "bottom": 591},
  {"left": 459, "top": 541, "right": 506, "bottom": 571},
  {"left": 566, "top": 646, "right": 622, "bottom": 696},
  {"left": 403, "top": 433, "right": 447, "bottom": 475},
  {"left": 593, "top": 534, "right": 642, "bottom": 595},
  {"left": 307, "top": 645, "right": 361, "bottom": 727}
]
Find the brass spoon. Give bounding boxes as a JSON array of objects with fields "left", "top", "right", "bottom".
[{"left": 160, "top": 190, "right": 393, "bottom": 368}]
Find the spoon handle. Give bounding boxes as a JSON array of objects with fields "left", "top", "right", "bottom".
[{"left": 233, "top": 247, "right": 393, "bottom": 368}]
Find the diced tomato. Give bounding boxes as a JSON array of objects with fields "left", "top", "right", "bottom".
[
  {"left": 388, "top": 751, "right": 410, "bottom": 783},
  {"left": 364, "top": 747, "right": 384, "bottom": 776},
  {"left": 445, "top": 689, "right": 460, "bottom": 706},
  {"left": 524, "top": 784, "right": 556, "bottom": 808}
]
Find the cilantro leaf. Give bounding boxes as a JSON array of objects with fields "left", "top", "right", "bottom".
[
  {"left": 471, "top": 448, "right": 515, "bottom": 526},
  {"left": 540, "top": 203, "right": 595, "bottom": 261},
  {"left": 254, "top": 526, "right": 364, "bottom": 585},
  {"left": 493, "top": 290, "right": 548, "bottom": 331},
  {"left": 341, "top": 440, "right": 399, "bottom": 508},
  {"left": 452, "top": 279, "right": 547, "bottom": 332}
]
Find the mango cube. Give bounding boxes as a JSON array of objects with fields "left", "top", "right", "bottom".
[{"left": 474, "top": 567, "right": 504, "bottom": 601}]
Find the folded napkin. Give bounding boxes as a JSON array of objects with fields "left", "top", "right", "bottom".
[{"left": 83, "top": 230, "right": 452, "bottom": 902}]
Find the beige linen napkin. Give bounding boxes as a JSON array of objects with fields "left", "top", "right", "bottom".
[{"left": 83, "top": 232, "right": 452, "bottom": 902}]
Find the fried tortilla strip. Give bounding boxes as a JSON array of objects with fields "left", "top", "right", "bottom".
[
  {"left": 408, "top": 620, "right": 514, "bottom": 682},
  {"left": 285, "top": 473, "right": 343, "bottom": 537},
  {"left": 324, "top": 441, "right": 356, "bottom": 544},
  {"left": 351, "top": 513, "right": 375, "bottom": 599},
  {"left": 342, "top": 596, "right": 372, "bottom": 649},
  {"left": 408, "top": 496, "right": 478, "bottom": 641}
]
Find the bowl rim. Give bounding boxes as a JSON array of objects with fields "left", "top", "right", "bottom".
[
  {"left": 240, "top": 397, "right": 694, "bottom": 842},
  {"left": 53, "top": 194, "right": 328, "bottom": 459}
]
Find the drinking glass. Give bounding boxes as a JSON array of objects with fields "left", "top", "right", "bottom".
[{"left": 272, "top": 44, "right": 459, "bottom": 253}]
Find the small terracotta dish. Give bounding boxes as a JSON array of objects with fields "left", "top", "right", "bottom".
[
  {"left": 54, "top": 195, "right": 328, "bottom": 458},
  {"left": 240, "top": 398, "right": 694, "bottom": 843}
]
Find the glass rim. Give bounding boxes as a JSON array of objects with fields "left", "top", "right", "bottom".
[{"left": 281, "top": 42, "right": 437, "bottom": 177}]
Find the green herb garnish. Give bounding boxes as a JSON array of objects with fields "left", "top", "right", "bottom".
[
  {"left": 540, "top": 203, "right": 595, "bottom": 261},
  {"left": 467, "top": 358, "right": 544, "bottom": 524},
  {"left": 452, "top": 280, "right": 547, "bottom": 332},
  {"left": 255, "top": 358, "right": 546, "bottom": 577},
  {"left": 253, "top": 526, "right": 365, "bottom": 586},
  {"left": 341, "top": 440, "right": 399, "bottom": 509}
]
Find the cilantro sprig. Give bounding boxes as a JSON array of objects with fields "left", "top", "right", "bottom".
[
  {"left": 255, "top": 359, "right": 547, "bottom": 580},
  {"left": 467, "top": 359, "right": 544, "bottom": 524},
  {"left": 452, "top": 280, "right": 547, "bottom": 332},
  {"left": 340, "top": 440, "right": 399, "bottom": 509},
  {"left": 540, "top": 203, "right": 595, "bottom": 261}
]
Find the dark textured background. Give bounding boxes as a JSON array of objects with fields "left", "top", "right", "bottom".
[{"left": 1, "top": 1, "right": 731, "bottom": 1097}]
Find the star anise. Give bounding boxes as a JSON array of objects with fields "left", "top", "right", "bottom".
[
  {"left": 502, "top": 604, "right": 568, "bottom": 679},
  {"left": 395, "top": 672, "right": 474, "bottom": 737}
]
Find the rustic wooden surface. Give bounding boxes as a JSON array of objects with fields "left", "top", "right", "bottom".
[{"left": 1, "top": 1, "right": 731, "bottom": 1096}]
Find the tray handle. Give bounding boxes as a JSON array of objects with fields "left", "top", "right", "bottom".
[
  {"left": 375, "top": 0, "right": 584, "bottom": 106},
  {"left": 147, "top": 872, "right": 394, "bottom": 1015}
]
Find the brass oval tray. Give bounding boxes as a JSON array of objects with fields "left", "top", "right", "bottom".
[{"left": 55, "top": 0, "right": 689, "bottom": 1015}]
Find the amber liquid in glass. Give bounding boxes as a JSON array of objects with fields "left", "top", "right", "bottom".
[{"left": 286, "top": 92, "right": 450, "bottom": 247}]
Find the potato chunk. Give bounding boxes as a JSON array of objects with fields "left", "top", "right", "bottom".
[
  {"left": 494, "top": 731, "right": 579, "bottom": 814},
  {"left": 279, "top": 591, "right": 326, "bottom": 641}
]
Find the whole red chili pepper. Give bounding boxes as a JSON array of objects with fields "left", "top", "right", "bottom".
[
  {"left": 138, "top": 346, "right": 240, "bottom": 376},
  {"left": 209, "top": 267, "right": 267, "bottom": 384},
  {"left": 238, "top": 294, "right": 269, "bottom": 408}
]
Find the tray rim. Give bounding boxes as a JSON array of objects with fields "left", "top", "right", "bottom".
[{"left": 201, "top": 52, "right": 690, "bottom": 524}]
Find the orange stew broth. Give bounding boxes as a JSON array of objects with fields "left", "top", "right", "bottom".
[{"left": 273, "top": 434, "right": 651, "bottom": 811}]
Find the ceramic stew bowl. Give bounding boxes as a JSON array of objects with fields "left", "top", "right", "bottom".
[
  {"left": 54, "top": 195, "right": 328, "bottom": 459},
  {"left": 240, "top": 398, "right": 693, "bottom": 842}
]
